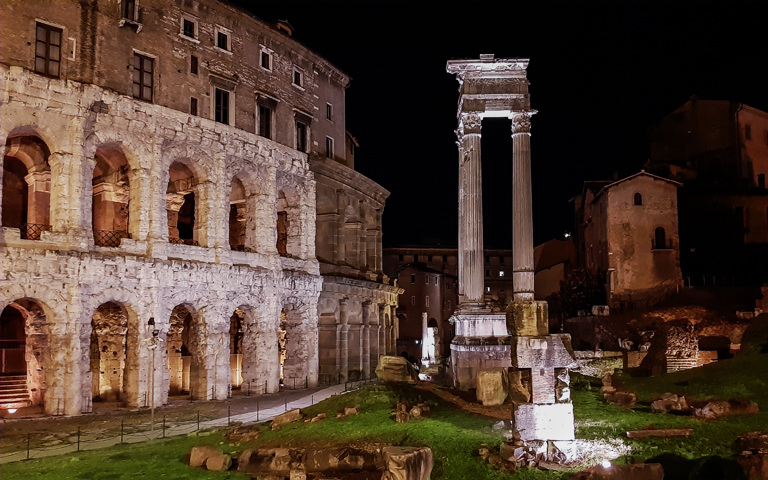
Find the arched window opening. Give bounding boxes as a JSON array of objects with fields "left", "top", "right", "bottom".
[
  {"left": 634, "top": 192, "right": 643, "bottom": 206},
  {"left": 92, "top": 147, "right": 130, "bottom": 247},
  {"left": 90, "top": 302, "right": 128, "bottom": 404},
  {"left": 166, "top": 305, "right": 204, "bottom": 398},
  {"left": 166, "top": 162, "right": 197, "bottom": 245},
  {"left": 229, "top": 178, "right": 246, "bottom": 251},
  {"left": 653, "top": 226, "right": 667, "bottom": 250},
  {"left": 229, "top": 310, "right": 244, "bottom": 389},
  {"left": 276, "top": 211, "right": 288, "bottom": 256},
  {"left": 2, "top": 135, "right": 51, "bottom": 240},
  {"left": 1, "top": 300, "right": 48, "bottom": 411}
]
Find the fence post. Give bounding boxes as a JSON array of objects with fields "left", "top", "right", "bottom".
[
  {"left": 163, "top": 416, "right": 166, "bottom": 438},
  {"left": 77, "top": 427, "right": 81, "bottom": 452},
  {"left": 256, "top": 400, "right": 259, "bottom": 422},
  {"left": 284, "top": 398, "right": 287, "bottom": 412},
  {"left": 197, "top": 411, "right": 200, "bottom": 431},
  {"left": 228, "top": 406, "right": 231, "bottom": 426},
  {"left": 121, "top": 420, "right": 124, "bottom": 444}
]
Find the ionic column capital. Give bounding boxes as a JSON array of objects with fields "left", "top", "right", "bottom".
[{"left": 511, "top": 110, "right": 536, "bottom": 135}]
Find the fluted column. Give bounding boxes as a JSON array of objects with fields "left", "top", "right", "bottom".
[
  {"left": 457, "top": 112, "right": 484, "bottom": 306},
  {"left": 339, "top": 299, "right": 349, "bottom": 381},
  {"left": 511, "top": 111, "right": 535, "bottom": 301}
]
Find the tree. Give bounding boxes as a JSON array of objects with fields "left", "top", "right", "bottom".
[{"left": 552, "top": 268, "right": 606, "bottom": 318}]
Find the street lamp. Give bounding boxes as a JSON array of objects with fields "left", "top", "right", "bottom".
[{"left": 147, "top": 318, "right": 160, "bottom": 433}]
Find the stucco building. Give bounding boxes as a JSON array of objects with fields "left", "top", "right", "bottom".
[
  {"left": 573, "top": 171, "right": 683, "bottom": 311},
  {"left": 646, "top": 98, "right": 768, "bottom": 282},
  {"left": 0, "top": 0, "right": 398, "bottom": 415}
]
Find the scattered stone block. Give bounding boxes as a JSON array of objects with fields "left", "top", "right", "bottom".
[
  {"left": 694, "top": 400, "right": 759, "bottom": 420},
  {"left": 205, "top": 452, "right": 232, "bottom": 471},
  {"left": 376, "top": 356, "right": 419, "bottom": 384},
  {"left": 626, "top": 428, "right": 693, "bottom": 439},
  {"left": 272, "top": 408, "right": 303, "bottom": 430},
  {"left": 604, "top": 391, "right": 637, "bottom": 408},
  {"left": 383, "top": 446, "right": 433, "bottom": 480},
  {"left": 737, "top": 453, "right": 768, "bottom": 480},
  {"left": 343, "top": 405, "right": 360, "bottom": 416},
  {"left": 739, "top": 432, "right": 768, "bottom": 453},
  {"left": 650, "top": 393, "right": 688, "bottom": 413},
  {"left": 189, "top": 445, "right": 223, "bottom": 468},
  {"left": 476, "top": 368, "right": 509, "bottom": 406},
  {"left": 310, "top": 413, "right": 327, "bottom": 423},
  {"left": 572, "top": 463, "right": 664, "bottom": 480}
]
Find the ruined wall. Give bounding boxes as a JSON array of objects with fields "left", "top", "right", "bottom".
[
  {"left": 310, "top": 157, "right": 401, "bottom": 382},
  {"left": 0, "top": 65, "right": 321, "bottom": 415}
]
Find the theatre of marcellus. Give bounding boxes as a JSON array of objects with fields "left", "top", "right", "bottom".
[{"left": 0, "top": 0, "right": 401, "bottom": 416}]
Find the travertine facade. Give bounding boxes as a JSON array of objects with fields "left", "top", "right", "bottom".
[{"left": 0, "top": 0, "right": 397, "bottom": 415}]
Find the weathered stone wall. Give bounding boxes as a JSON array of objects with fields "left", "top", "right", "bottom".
[{"left": 1, "top": 65, "right": 321, "bottom": 415}]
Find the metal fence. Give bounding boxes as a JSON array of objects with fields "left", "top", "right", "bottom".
[{"left": 0, "top": 378, "right": 379, "bottom": 464}]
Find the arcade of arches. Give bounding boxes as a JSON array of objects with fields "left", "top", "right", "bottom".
[{"left": 0, "top": 67, "right": 398, "bottom": 416}]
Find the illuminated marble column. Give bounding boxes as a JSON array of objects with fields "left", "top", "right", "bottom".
[
  {"left": 457, "top": 112, "right": 485, "bottom": 306},
  {"left": 511, "top": 111, "right": 535, "bottom": 302}
]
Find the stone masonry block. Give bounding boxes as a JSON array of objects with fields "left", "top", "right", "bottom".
[
  {"left": 506, "top": 300, "right": 548, "bottom": 336},
  {"left": 514, "top": 403, "right": 575, "bottom": 441}
]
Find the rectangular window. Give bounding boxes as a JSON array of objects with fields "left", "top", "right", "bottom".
[
  {"left": 745, "top": 124, "right": 752, "bottom": 140},
  {"left": 447, "top": 300, "right": 451, "bottom": 310},
  {"left": 398, "top": 254, "right": 404, "bottom": 261},
  {"left": 260, "top": 49, "right": 272, "bottom": 70},
  {"left": 499, "top": 255, "right": 505, "bottom": 264},
  {"left": 435, "top": 277, "right": 438, "bottom": 285},
  {"left": 413, "top": 254, "right": 418, "bottom": 262},
  {"left": 214, "top": 88, "right": 229, "bottom": 124},
  {"left": 217, "top": 31, "right": 230, "bottom": 51},
  {"left": 35, "top": 23, "right": 62, "bottom": 77},
  {"left": 425, "top": 296, "right": 429, "bottom": 307},
  {"left": 326, "top": 103, "right": 333, "bottom": 121},
  {"left": 411, "top": 296, "right": 415, "bottom": 306},
  {"left": 295, "top": 120, "right": 307, "bottom": 152},
  {"left": 258, "top": 104, "right": 272, "bottom": 139},
  {"left": 132, "top": 53, "right": 153, "bottom": 102},
  {"left": 427, "top": 255, "right": 433, "bottom": 262},
  {"left": 293, "top": 67, "right": 304, "bottom": 88},
  {"left": 325, "top": 137, "right": 334, "bottom": 159},
  {"left": 499, "top": 270, "right": 505, "bottom": 277},
  {"left": 182, "top": 17, "right": 197, "bottom": 39},
  {"left": 425, "top": 276, "right": 429, "bottom": 284},
  {"left": 190, "top": 55, "right": 198, "bottom": 75},
  {"left": 485, "top": 269, "right": 490, "bottom": 277},
  {"left": 410, "top": 274, "right": 416, "bottom": 284},
  {"left": 442, "top": 254, "right": 447, "bottom": 262},
  {"left": 121, "top": 0, "right": 137, "bottom": 20},
  {"left": 190, "top": 97, "right": 198, "bottom": 116}
]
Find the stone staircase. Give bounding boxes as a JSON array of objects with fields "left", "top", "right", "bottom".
[{"left": 0, "top": 375, "right": 30, "bottom": 409}]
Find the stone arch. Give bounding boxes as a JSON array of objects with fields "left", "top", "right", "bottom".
[
  {"left": 0, "top": 298, "right": 52, "bottom": 412},
  {"left": 2, "top": 133, "right": 52, "bottom": 239},
  {"left": 166, "top": 160, "right": 205, "bottom": 246},
  {"left": 91, "top": 143, "right": 131, "bottom": 247},
  {"left": 85, "top": 301, "right": 137, "bottom": 406},
  {"left": 228, "top": 175, "right": 247, "bottom": 251},
  {"left": 236, "top": 300, "right": 280, "bottom": 394},
  {"left": 275, "top": 172, "right": 309, "bottom": 259},
  {"left": 278, "top": 296, "right": 317, "bottom": 389},
  {"left": 165, "top": 303, "right": 212, "bottom": 399}
]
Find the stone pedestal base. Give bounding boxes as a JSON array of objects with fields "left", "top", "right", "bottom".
[
  {"left": 514, "top": 403, "right": 575, "bottom": 441},
  {"left": 450, "top": 340, "right": 511, "bottom": 390}
]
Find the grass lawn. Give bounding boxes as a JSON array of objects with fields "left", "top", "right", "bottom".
[{"left": 4, "top": 319, "right": 766, "bottom": 479}]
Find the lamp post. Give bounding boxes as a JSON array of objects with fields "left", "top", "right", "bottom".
[{"left": 147, "top": 318, "right": 160, "bottom": 433}]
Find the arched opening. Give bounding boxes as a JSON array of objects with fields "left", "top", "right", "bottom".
[
  {"left": 89, "top": 302, "right": 128, "bottom": 403},
  {"left": 92, "top": 146, "right": 130, "bottom": 247},
  {"left": 634, "top": 192, "right": 643, "bottom": 206},
  {"left": 0, "top": 300, "right": 49, "bottom": 410},
  {"left": 229, "top": 177, "right": 246, "bottom": 251},
  {"left": 654, "top": 226, "right": 667, "bottom": 249},
  {"left": 275, "top": 177, "right": 304, "bottom": 259},
  {"left": 167, "top": 162, "right": 197, "bottom": 245},
  {"left": 2, "top": 135, "right": 51, "bottom": 240},
  {"left": 229, "top": 310, "right": 244, "bottom": 389},
  {"left": 166, "top": 305, "right": 206, "bottom": 399}
]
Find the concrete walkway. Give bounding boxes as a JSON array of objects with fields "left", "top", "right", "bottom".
[{"left": 0, "top": 382, "right": 354, "bottom": 464}]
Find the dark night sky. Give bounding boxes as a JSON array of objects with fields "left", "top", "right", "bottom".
[{"left": 234, "top": 0, "right": 768, "bottom": 248}]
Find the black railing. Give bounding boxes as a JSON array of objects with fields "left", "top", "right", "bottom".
[
  {"left": 94, "top": 230, "right": 130, "bottom": 247},
  {"left": 20, "top": 223, "right": 51, "bottom": 241}
]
